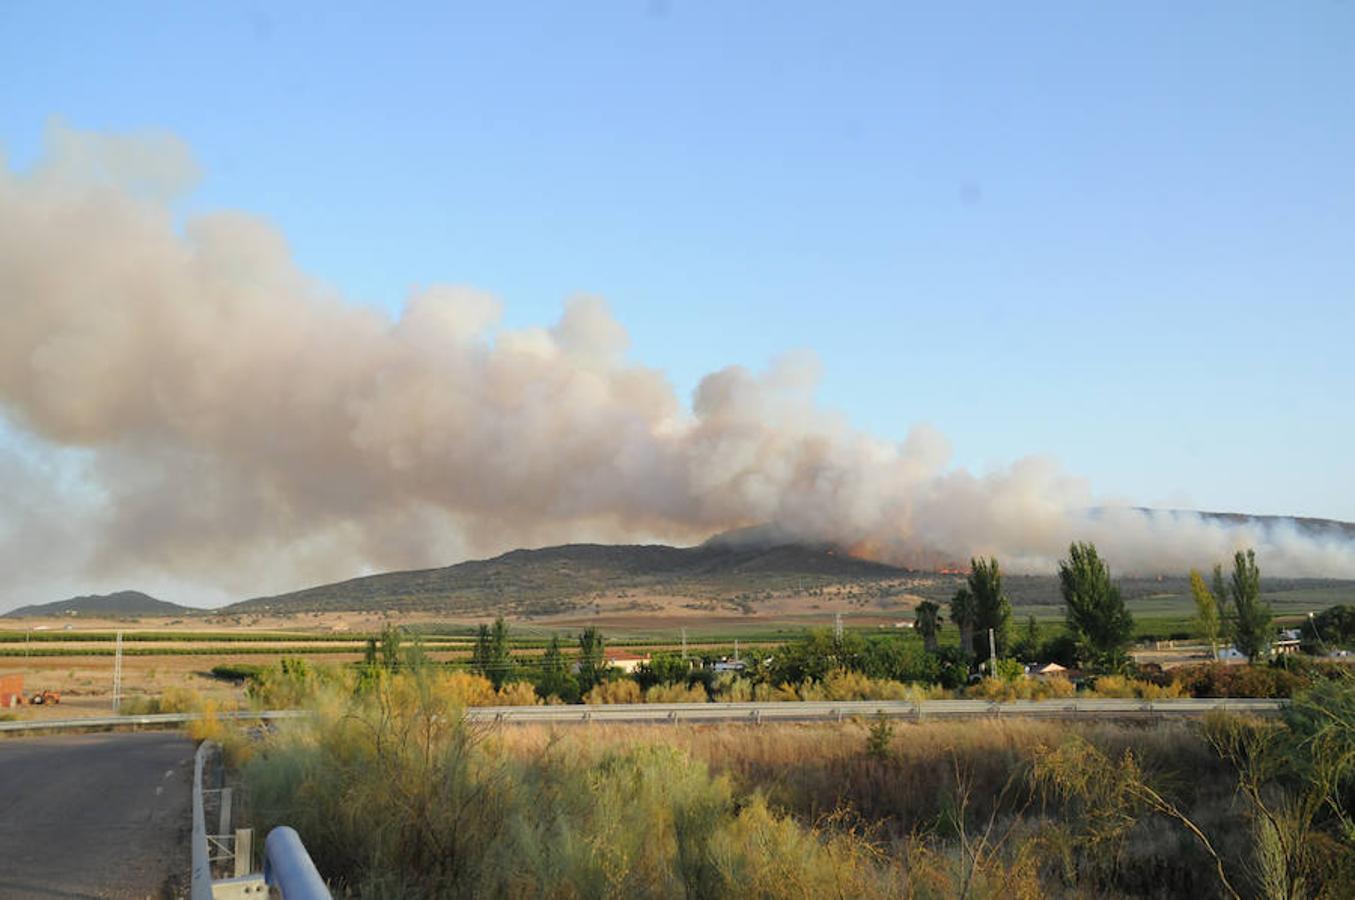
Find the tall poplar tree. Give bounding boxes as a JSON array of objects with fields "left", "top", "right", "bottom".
[
  {"left": 1058, "top": 542, "right": 1134, "bottom": 671},
  {"left": 1229, "top": 549, "right": 1272, "bottom": 663},
  {"left": 968, "top": 557, "right": 1011, "bottom": 659},
  {"left": 1189, "top": 569, "right": 1222, "bottom": 659}
]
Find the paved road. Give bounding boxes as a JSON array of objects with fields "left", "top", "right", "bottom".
[{"left": 0, "top": 732, "right": 194, "bottom": 899}]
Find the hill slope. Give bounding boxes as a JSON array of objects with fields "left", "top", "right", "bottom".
[
  {"left": 225, "top": 540, "right": 910, "bottom": 616},
  {"left": 3, "top": 590, "right": 198, "bottom": 619},
  {"left": 1194, "top": 510, "right": 1355, "bottom": 540}
]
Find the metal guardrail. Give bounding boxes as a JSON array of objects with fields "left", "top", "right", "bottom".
[
  {"left": 0, "top": 699, "right": 1286, "bottom": 734},
  {"left": 191, "top": 741, "right": 215, "bottom": 900},
  {"left": 264, "top": 826, "right": 333, "bottom": 900},
  {"left": 461, "top": 697, "right": 1289, "bottom": 724},
  {"left": 191, "top": 739, "right": 328, "bottom": 899},
  {"left": 0, "top": 709, "right": 307, "bottom": 733}
]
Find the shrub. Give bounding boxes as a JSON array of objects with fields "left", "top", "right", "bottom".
[
  {"left": 1171, "top": 663, "right": 1309, "bottom": 699},
  {"left": 992, "top": 657, "right": 1025, "bottom": 682},
  {"left": 644, "top": 682, "right": 709, "bottom": 703},
  {"left": 494, "top": 680, "right": 540, "bottom": 706},
  {"left": 434, "top": 671, "right": 498, "bottom": 707},
  {"left": 865, "top": 713, "right": 895, "bottom": 761},
  {"left": 965, "top": 675, "right": 1076, "bottom": 701},
  {"left": 248, "top": 658, "right": 345, "bottom": 708},
  {"left": 830, "top": 670, "right": 933, "bottom": 701},
  {"left": 158, "top": 686, "right": 206, "bottom": 713},
  {"left": 1089, "top": 675, "right": 1185, "bottom": 700},
  {"left": 584, "top": 679, "right": 642, "bottom": 705},
  {"left": 242, "top": 675, "right": 910, "bottom": 898},
  {"left": 210, "top": 663, "right": 265, "bottom": 683},
  {"left": 711, "top": 674, "right": 754, "bottom": 702},
  {"left": 119, "top": 687, "right": 212, "bottom": 715}
]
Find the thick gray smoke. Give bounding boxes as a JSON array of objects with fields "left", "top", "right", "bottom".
[{"left": 2, "top": 125, "right": 1353, "bottom": 607}]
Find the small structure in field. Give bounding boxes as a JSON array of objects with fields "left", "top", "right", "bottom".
[
  {"left": 1026, "top": 662, "right": 1067, "bottom": 679},
  {"left": 1273, "top": 637, "right": 1302, "bottom": 656},
  {"left": 0, "top": 673, "right": 23, "bottom": 708},
  {"left": 603, "top": 651, "right": 650, "bottom": 674}
]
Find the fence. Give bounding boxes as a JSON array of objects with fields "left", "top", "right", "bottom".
[{"left": 191, "top": 740, "right": 331, "bottom": 899}]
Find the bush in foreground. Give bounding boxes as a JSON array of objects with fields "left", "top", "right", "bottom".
[{"left": 243, "top": 674, "right": 907, "bottom": 898}]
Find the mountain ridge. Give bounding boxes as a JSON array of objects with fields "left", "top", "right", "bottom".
[
  {"left": 222, "top": 538, "right": 910, "bottom": 616},
  {"left": 9, "top": 510, "right": 1354, "bottom": 618},
  {"left": 2, "top": 590, "right": 199, "bottom": 619}
]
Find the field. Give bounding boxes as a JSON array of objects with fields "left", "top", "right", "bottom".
[{"left": 2, "top": 572, "right": 1352, "bottom": 719}]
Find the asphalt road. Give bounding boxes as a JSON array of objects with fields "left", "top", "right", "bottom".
[{"left": 0, "top": 732, "right": 194, "bottom": 899}]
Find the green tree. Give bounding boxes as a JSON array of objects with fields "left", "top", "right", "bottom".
[
  {"left": 968, "top": 557, "right": 1011, "bottom": 660},
  {"left": 480, "top": 618, "right": 514, "bottom": 688},
  {"left": 402, "top": 633, "right": 430, "bottom": 674},
  {"left": 1012, "top": 615, "right": 1041, "bottom": 663},
  {"left": 1190, "top": 569, "right": 1223, "bottom": 660},
  {"left": 1211, "top": 564, "right": 1234, "bottom": 642},
  {"left": 913, "top": 600, "right": 943, "bottom": 653},
  {"left": 771, "top": 629, "right": 865, "bottom": 684},
  {"left": 1058, "top": 542, "right": 1134, "bottom": 671},
  {"left": 634, "top": 652, "right": 692, "bottom": 690},
  {"left": 859, "top": 636, "right": 940, "bottom": 684},
  {"left": 950, "top": 588, "right": 977, "bottom": 662},
  {"left": 576, "top": 627, "right": 607, "bottom": 693},
  {"left": 1229, "top": 549, "right": 1272, "bottom": 663},
  {"left": 355, "top": 637, "right": 382, "bottom": 694},
  {"left": 534, "top": 635, "right": 578, "bottom": 702},
  {"left": 470, "top": 624, "right": 491, "bottom": 677},
  {"left": 378, "top": 624, "right": 402, "bottom": 672},
  {"left": 1303, "top": 604, "right": 1355, "bottom": 653}
]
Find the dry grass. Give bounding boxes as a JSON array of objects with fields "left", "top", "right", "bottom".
[{"left": 490, "top": 717, "right": 1231, "bottom": 844}]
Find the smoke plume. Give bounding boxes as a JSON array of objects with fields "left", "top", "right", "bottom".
[{"left": 2, "top": 124, "right": 1353, "bottom": 606}]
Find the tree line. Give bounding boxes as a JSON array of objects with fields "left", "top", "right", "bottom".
[{"left": 346, "top": 541, "right": 1288, "bottom": 704}]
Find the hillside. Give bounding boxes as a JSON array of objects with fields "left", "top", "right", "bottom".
[
  {"left": 225, "top": 540, "right": 911, "bottom": 616},
  {"left": 1195, "top": 510, "right": 1355, "bottom": 540},
  {"left": 3, "top": 590, "right": 199, "bottom": 619},
  {"left": 220, "top": 509, "right": 1355, "bottom": 618}
]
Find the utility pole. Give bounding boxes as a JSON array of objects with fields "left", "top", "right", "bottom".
[
  {"left": 834, "top": 612, "right": 844, "bottom": 642},
  {"left": 1308, "top": 611, "right": 1327, "bottom": 656},
  {"left": 112, "top": 630, "right": 123, "bottom": 712},
  {"left": 681, "top": 627, "right": 688, "bottom": 660},
  {"left": 988, "top": 627, "right": 996, "bottom": 675},
  {"left": 734, "top": 639, "right": 740, "bottom": 662}
]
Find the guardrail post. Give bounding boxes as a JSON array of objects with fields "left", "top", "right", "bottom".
[
  {"left": 218, "top": 787, "right": 233, "bottom": 839},
  {"left": 234, "top": 829, "right": 253, "bottom": 878}
]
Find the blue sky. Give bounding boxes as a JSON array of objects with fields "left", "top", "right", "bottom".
[{"left": 3, "top": 1, "right": 1353, "bottom": 520}]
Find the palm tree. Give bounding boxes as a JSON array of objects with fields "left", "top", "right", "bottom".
[
  {"left": 950, "top": 588, "right": 977, "bottom": 660},
  {"left": 914, "top": 600, "right": 943, "bottom": 653}
]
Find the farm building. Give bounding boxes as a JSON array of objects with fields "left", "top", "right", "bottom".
[{"left": 603, "top": 651, "right": 650, "bottom": 674}]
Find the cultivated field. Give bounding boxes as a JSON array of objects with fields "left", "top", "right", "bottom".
[{"left": 3, "top": 572, "right": 1351, "bottom": 719}]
